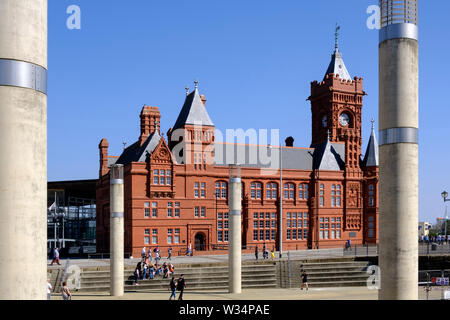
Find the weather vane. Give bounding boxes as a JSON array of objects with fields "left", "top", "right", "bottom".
[{"left": 335, "top": 23, "right": 340, "bottom": 51}]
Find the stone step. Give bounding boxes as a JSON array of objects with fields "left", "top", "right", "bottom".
[
  {"left": 81, "top": 273, "right": 277, "bottom": 286},
  {"left": 299, "top": 266, "right": 369, "bottom": 273},
  {"left": 306, "top": 275, "right": 369, "bottom": 282},
  {"left": 305, "top": 281, "right": 368, "bottom": 288},
  {"left": 299, "top": 262, "right": 369, "bottom": 267},
  {"left": 78, "top": 280, "right": 277, "bottom": 293}
]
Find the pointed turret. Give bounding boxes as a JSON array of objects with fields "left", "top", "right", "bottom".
[
  {"left": 362, "top": 119, "right": 379, "bottom": 167},
  {"left": 172, "top": 80, "right": 214, "bottom": 132}
]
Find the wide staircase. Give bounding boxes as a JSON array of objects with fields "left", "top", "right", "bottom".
[
  {"left": 78, "top": 263, "right": 277, "bottom": 293},
  {"left": 297, "top": 260, "right": 371, "bottom": 288}
]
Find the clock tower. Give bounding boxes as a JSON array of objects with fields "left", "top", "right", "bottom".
[
  {"left": 308, "top": 25, "right": 368, "bottom": 236},
  {"left": 308, "top": 26, "right": 366, "bottom": 174}
]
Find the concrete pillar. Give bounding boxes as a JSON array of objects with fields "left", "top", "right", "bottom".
[
  {"left": 0, "top": 1, "right": 47, "bottom": 300},
  {"left": 378, "top": 0, "right": 418, "bottom": 300},
  {"left": 110, "top": 165, "right": 124, "bottom": 296},
  {"left": 228, "top": 165, "right": 242, "bottom": 294}
]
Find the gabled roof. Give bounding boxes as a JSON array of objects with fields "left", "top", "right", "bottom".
[
  {"left": 312, "top": 139, "right": 345, "bottom": 171},
  {"left": 172, "top": 88, "right": 214, "bottom": 131},
  {"left": 324, "top": 49, "right": 352, "bottom": 81},
  {"left": 115, "top": 131, "right": 161, "bottom": 165},
  {"left": 362, "top": 122, "right": 379, "bottom": 167}
]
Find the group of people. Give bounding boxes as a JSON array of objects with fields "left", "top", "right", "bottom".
[
  {"left": 254, "top": 244, "right": 275, "bottom": 261},
  {"left": 141, "top": 245, "right": 172, "bottom": 262},
  {"left": 134, "top": 259, "right": 175, "bottom": 284},
  {"left": 420, "top": 234, "right": 449, "bottom": 244}
]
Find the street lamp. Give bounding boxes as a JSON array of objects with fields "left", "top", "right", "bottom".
[
  {"left": 441, "top": 191, "right": 449, "bottom": 243},
  {"left": 268, "top": 144, "right": 283, "bottom": 259}
]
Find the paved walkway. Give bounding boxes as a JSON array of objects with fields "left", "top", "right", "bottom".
[
  {"left": 49, "top": 287, "right": 446, "bottom": 300},
  {"left": 48, "top": 248, "right": 352, "bottom": 269}
]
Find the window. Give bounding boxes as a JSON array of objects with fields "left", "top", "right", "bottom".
[
  {"left": 253, "top": 230, "right": 258, "bottom": 241},
  {"left": 215, "top": 181, "right": 227, "bottom": 199},
  {"left": 201, "top": 207, "right": 206, "bottom": 217},
  {"left": 217, "top": 212, "right": 229, "bottom": 242},
  {"left": 320, "top": 184, "right": 324, "bottom": 206},
  {"left": 145, "top": 229, "right": 150, "bottom": 235},
  {"left": 167, "top": 236, "right": 173, "bottom": 244},
  {"left": 194, "top": 182, "right": 199, "bottom": 198},
  {"left": 266, "top": 183, "right": 278, "bottom": 199},
  {"left": 253, "top": 221, "right": 257, "bottom": 229},
  {"left": 368, "top": 184, "right": 375, "bottom": 207},
  {"left": 299, "top": 184, "right": 309, "bottom": 200},
  {"left": 166, "top": 170, "right": 172, "bottom": 185},
  {"left": 201, "top": 182, "right": 206, "bottom": 198},
  {"left": 152, "top": 202, "right": 157, "bottom": 218},
  {"left": 251, "top": 182, "right": 262, "bottom": 199},
  {"left": 336, "top": 185, "right": 341, "bottom": 207},
  {"left": 144, "top": 236, "right": 150, "bottom": 245},
  {"left": 368, "top": 216, "right": 375, "bottom": 238},
  {"left": 284, "top": 183, "right": 295, "bottom": 199},
  {"left": 144, "top": 202, "right": 150, "bottom": 218},
  {"left": 167, "top": 202, "right": 173, "bottom": 218},
  {"left": 194, "top": 207, "right": 199, "bottom": 217},
  {"left": 153, "top": 169, "right": 171, "bottom": 185},
  {"left": 287, "top": 212, "right": 308, "bottom": 241},
  {"left": 151, "top": 231, "right": 157, "bottom": 243}
]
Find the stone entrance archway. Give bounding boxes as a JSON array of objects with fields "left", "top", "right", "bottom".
[{"left": 194, "top": 232, "right": 206, "bottom": 251}]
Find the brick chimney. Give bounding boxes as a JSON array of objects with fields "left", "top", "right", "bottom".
[
  {"left": 99, "top": 138, "right": 109, "bottom": 177},
  {"left": 139, "top": 106, "right": 161, "bottom": 146},
  {"left": 285, "top": 136, "right": 294, "bottom": 147}
]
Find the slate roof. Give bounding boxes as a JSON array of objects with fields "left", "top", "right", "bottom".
[
  {"left": 362, "top": 124, "right": 379, "bottom": 167},
  {"left": 311, "top": 139, "right": 345, "bottom": 171},
  {"left": 214, "top": 142, "right": 345, "bottom": 171},
  {"left": 115, "top": 132, "right": 161, "bottom": 165},
  {"left": 324, "top": 49, "right": 352, "bottom": 81},
  {"left": 172, "top": 88, "right": 214, "bottom": 131}
]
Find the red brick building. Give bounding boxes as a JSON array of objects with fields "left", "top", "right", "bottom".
[{"left": 96, "top": 44, "right": 379, "bottom": 257}]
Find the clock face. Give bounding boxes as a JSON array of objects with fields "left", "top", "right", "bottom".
[
  {"left": 322, "top": 115, "right": 327, "bottom": 128},
  {"left": 339, "top": 113, "right": 350, "bottom": 127}
]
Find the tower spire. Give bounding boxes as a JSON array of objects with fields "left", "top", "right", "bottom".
[{"left": 335, "top": 23, "right": 340, "bottom": 52}]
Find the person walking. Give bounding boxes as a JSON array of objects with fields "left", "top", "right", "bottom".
[
  {"left": 141, "top": 247, "right": 146, "bottom": 259},
  {"left": 134, "top": 264, "right": 140, "bottom": 285},
  {"left": 169, "top": 277, "right": 177, "bottom": 300},
  {"left": 47, "top": 278, "right": 52, "bottom": 300},
  {"left": 61, "top": 281, "right": 72, "bottom": 300},
  {"left": 254, "top": 246, "right": 258, "bottom": 261},
  {"left": 50, "top": 247, "right": 61, "bottom": 265},
  {"left": 271, "top": 249, "right": 275, "bottom": 261},
  {"left": 168, "top": 247, "right": 172, "bottom": 260},
  {"left": 300, "top": 270, "right": 308, "bottom": 291},
  {"left": 263, "top": 243, "right": 267, "bottom": 259},
  {"left": 177, "top": 274, "right": 186, "bottom": 300}
]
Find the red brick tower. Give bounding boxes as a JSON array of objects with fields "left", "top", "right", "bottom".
[{"left": 308, "top": 27, "right": 367, "bottom": 244}]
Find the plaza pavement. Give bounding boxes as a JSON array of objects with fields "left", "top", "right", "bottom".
[{"left": 49, "top": 287, "right": 445, "bottom": 300}]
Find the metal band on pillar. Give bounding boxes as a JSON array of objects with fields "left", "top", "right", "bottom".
[
  {"left": 111, "top": 212, "right": 124, "bottom": 218},
  {"left": 379, "top": 128, "right": 418, "bottom": 146},
  {"left": 0, "top": 59, "right": 47, "bottom": 94},
  {"left": 230, "top": 210, "right": 241, "bottom": 216},
  {"left": 110, "top": 179, "right": 124, "bottom": 185}
]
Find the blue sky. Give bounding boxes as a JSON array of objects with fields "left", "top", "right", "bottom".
[{"left": 48, "top": 0, "right": 450, "bottom": 223}]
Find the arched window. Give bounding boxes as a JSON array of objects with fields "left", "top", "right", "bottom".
[
  {"left": 284, "top": 183, "right": 295, "bottom": 199},
  {"left": 266, "top": 182, "right": 278, "bottom": 200},
  {"left": 319, "top": 184, "right": 324, "bottom": 206},
  {"left": 331, "top": 184, "right": 341, "bottom": 207},
  {"left": 299, "top": 183, "right": 309, "bottom": 200},
  {"left": 215, "top": 181, "right": 227, "bottom": 199},
  {"left": 251, "top": 182, "right": 262, "bottom": 199}
]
